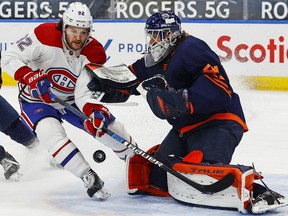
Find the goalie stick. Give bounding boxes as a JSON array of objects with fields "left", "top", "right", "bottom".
[{"left": 49, "top": 92, "right": 235, "bottom": 194}]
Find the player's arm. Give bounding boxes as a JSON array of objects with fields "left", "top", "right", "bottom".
[
  {"left": 74, "top": 66, "right": 101, "bottom": 110},
  {"left": 136, "top": 75, "right": 193, "bottom": 119},
  {"left": 140, "top": 70, "right": 232, "bottom": 120},
  {"left": 135, "top": 62, "right": 231, "bottom": 120},
  {"left": 1, "top": 31, "right": 53, "bottom": 103},
  {"left": 182, "top": 43, "right": 233, "bottom": 114},
  {"left": 1, "top": 31, "right": 42, "bottom": 82},
  {"left": 74, "top": 66, "right": 115, "bottom": 137},
  {"left": 185, "top": 64, "right": 232, "bottom": 115}
]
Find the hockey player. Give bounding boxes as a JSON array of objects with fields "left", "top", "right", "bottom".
[
  {"left": 125, "top": 11, "right": 287, "bottom": 213},
  {"left": 1, "top": 2, "right": 134, "bottom": 200},
  {"left": 0, "top": 54, "right": 38, "bottom": 180}
]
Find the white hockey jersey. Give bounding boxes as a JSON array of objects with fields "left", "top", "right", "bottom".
[{"left": 1, "top": 22, "right": 106, "bottom": 111}]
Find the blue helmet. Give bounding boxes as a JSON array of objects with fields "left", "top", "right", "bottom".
[
  {"left": 144, "top": 11, "right": 182, "bottom": 67},
  {"left": 145, "top": 10, "right": 181, "bottom": 33}
]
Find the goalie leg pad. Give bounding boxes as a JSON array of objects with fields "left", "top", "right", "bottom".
[
  {"left": 126, "top": 144, "right": 170, "bottom": 197},
  {"left": 167, "top": 163, "right": 254, "bottom": 213}
]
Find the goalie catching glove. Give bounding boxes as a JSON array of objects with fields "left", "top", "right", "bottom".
[
  {"left": 86, "top": 64, "right": 137, "bottom": 103},
  {"left": 137, "top": 75, "right": 193, "bottom": 119},
  {"left": 83, "top": 103, "right": 115, "bottom": 137}
]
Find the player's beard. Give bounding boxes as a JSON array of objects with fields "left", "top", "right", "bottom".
[{"left": 66, "top": 39, "right": 85, "bottom": 51}]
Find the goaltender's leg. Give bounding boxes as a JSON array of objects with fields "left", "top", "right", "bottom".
[
  {"left": 149, "top": 120, "right": 244, "bottom": 191},
  {"left": 127, "top": 119, "right": 287, "bottom": 213},
  {"left": 148, "top": 129, "right": 185, "bottom": 191}
]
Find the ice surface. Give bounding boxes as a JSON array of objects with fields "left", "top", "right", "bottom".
[{"left": 0, "top": 86, "right": 287, "bottom": 216}]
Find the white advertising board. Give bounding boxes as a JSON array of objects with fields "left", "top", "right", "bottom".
[{"left": 0, "top": 21, "right": 287, "bottom": 81}]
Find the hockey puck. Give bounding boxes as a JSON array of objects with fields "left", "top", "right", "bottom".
[{"left": 93, "top": 150, "right": 106, "bottom": 163}]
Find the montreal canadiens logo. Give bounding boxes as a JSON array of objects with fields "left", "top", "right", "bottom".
[{"left": 46, "top": 68, "right": 77, "bottom": 93}]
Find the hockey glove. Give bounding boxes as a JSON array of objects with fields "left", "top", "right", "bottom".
[
  {"left": 23, "top": 69, "right": 52, "bottom": 103},
  {"left": 83, "top": 103, "right": 113, "bottom": 137},
  {"left": 136, "top": 75, "right": 168, "bottom": 98},
  {"left": 146, "top": 88, "right": 193, "bottom": 119}
]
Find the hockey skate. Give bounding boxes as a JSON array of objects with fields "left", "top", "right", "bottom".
[
  {"left": 0, "top": 152, "right": 22, "bottom": 181},
  {"left": 249, "top": 190, "right": 288, "bottom": 214},
  {"left": 81, "top": 169, "right": 111, "bottom": 200}
]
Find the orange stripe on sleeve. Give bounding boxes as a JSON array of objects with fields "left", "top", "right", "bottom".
[
  {"left": 210, "top": 76, "right": 229, "bottom": 89},
  {"left": 204, "top": 75, "right": 232, "bottom": 98},
  {"left": 179, "top": 113, "right": 248, "bottom": 134}
]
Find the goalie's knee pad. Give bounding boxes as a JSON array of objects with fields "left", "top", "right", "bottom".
[
  {"left": 126, "top": 144, "right": 170, "bottom": 197},
  {"left": 168, "top": 162, "right": 254, "bottom": 213}
]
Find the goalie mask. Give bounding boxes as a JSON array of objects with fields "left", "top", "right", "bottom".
[
  {"left": 62, "top": 2, "right": 93, "bottom": 50},
  {"left": 144, "top": 11, "right": 183, "bottom": 67}
]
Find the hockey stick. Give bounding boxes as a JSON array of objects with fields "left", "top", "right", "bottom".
[{"left": 49, "top": 93, "right": 235, "bottom": 194}]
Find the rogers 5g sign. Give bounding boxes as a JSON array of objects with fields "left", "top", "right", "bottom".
[
  {"left": 116, "top": 0, "right": 241, "bottom": 19},
  {"left": 0, "top": 1, "right": 69, "bottom": 19}
]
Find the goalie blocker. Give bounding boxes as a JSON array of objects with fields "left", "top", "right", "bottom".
[{"left": 126, "top": 145, "right": 281, "bottom": 214}]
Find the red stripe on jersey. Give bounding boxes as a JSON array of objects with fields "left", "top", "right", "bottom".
[
  {"left": 20, "top": 111, "right": 34, "bottom": 130},
  {"left": 52, "top": 140, "right": 71, "bottom": 157},
  {"left": 34, "top": 23, "right": 62, "bottom": 48},
  {"left": 81, "top": 38, "right": 106, "bottom": 64}
]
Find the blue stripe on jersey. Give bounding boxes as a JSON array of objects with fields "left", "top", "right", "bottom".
[{"left": 61, "top": 148, "right": 80, "bottom": 167}]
